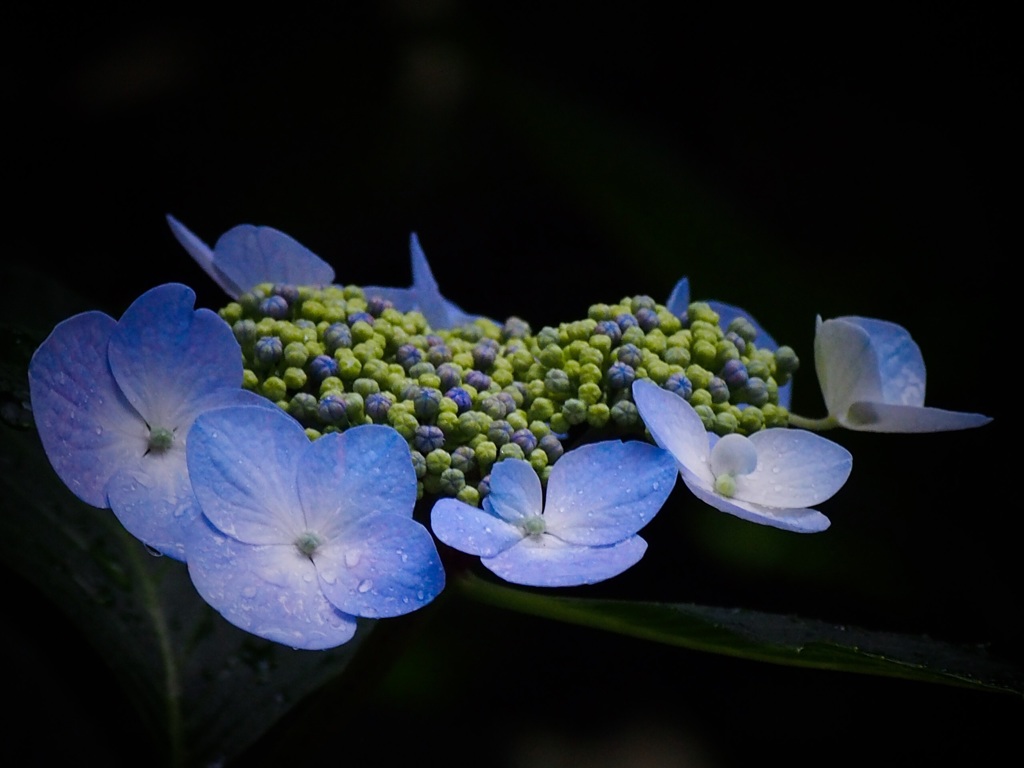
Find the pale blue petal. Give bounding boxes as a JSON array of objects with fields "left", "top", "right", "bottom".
[
  {"left": 108, "top": 283, "right": 244, "bottom": 430},
  {"left": 844, "top": 402, "right": 993, "bottom": 433},
  {"left": 430, "top": 498, "right": 524, "bottom": 556},
  {"left": 186, "top": 405, "right": 308, "bottom": 544},
  {"left": 814, "top": 316, "right": 885, "bottom": 420},
  {"left": 839, "top": 316, "right": 926, "bottom": 406},
  {"left": 737, "top": 428, "right": 852, "bottom": 508},
  {"left": 297, "top": 425, "right": 416, "bottom": 539},
  {"left": 314, "top": 514, "right": 445, "bottom": 618},
  {"left": 28, "top": 310, "right": 146, "bottom": 508},
  {"left": 483, "top": 534, "right": 649, "bottom": 587},
  {"left": 186, "top": 516, "right": 357, "bottom": 650},
  {"left": 167, "top": 215, "right": 335, "bottom": 299},
  {"left": 665, "top": 277, "right": 690, "bottom": 316},
  {"left": 682, "top": 473, "right": 831, "bottom": 533},
  {"left": 105, "top": 388, "right": 275, "bottom": 560},
  {"left": 106, "top": 447, "right": 195, "bottom": 560},
  {"left": 632, "top": 379, "right": 714, "bottom": 487},
  {"left": 542, "top": 441, "right": 677, "bottom": 546},
  {"left": 483, "top": 459, "right": 544, "bottom": 523}
]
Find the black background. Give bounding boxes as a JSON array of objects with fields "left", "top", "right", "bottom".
[{"left": 3, "top": 6, "right": 1016, "bottom": 766}]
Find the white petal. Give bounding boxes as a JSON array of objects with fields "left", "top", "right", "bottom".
[
  {"left": 483, "top": 534, "right": 649, "bottom": 587},
  {"left": 632, "top": 379, "right": 714, "bottom": 486},
  {"left": 814, "top": 316, "right": 885, "bottom": 419},
  {"left": 737, "top": 428, "right": 852, "bottom": 508},
  {"left": 843, "top": 402, "right": 992, "bottom": 433},
  {"left": 483, "top": 459, "right": 543, "bottom": 523},
  {"left": 683, "top": 476, "right": 831, "bottom": 533}
]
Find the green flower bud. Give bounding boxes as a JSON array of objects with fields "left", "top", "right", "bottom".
[
  {"left": 621, "top": 325, "right": 646, "bottom": 347},
  {"left": 739, "top": 406, "right": 765, "bottom": 434},
  {"left": 439, "top": 468, "right": 465, "bottom": 496},
  {"left": 528, "top": 449, "right": 548, "bottom": 472},
  {"left": 610, "top": 400, "right": 639, "bottom": 429},
  {"left": 549, "top": 412, "right": 570, "bottom": 434},
  {"left": 261, "top": 376, "right": 287, "bottom": 401},
  {"left": 544, "top": 369, "right": 573, "bottom": 400},
  {"left": 686, "top": 364, "right": 713, "bottom": 390},
  {"left": 242, "top": 369, "right": 259, "bottom": 390},
  {"left": 539, "top": 343, "right": 564, "bottom": 369},
  {"left": 388, "top": 410, "right": 419, "bottom": 440},
  {"left": 436, "top": 410, "right": 460, "bottom": 436},
  {"left": 578, "top": 363, "right": 602, "bottom": 387},
  {"left": 688, "top": 302, "right": 720, "bottom": 325},
  {"left": 693, "top": 403, "right": 716, "bottom": 430},
  {"left": 499, "top": 443, "right": 525, "bottom": 462},
  {"left": 588, "top": 303, "right": 614, "bottom": 321},
  {"left": 318, "top": 376, "right": 344, "bottom": 396},
  {"left": 426, "top": 449, "right": 452, "bottom": 474},
  {"left": 643, "top": 329, "right": 667, "bottom": 356},
  {"left": 474, "top": 440, "right": 498, "bottom": 470},
  {"left": 713, "top": 410, "right": 739, "bottom": 436},
  {"left": 220, "top": 302, "right": 243, "bottom": 324},
  {"left": 304, "top": 427, "right": 321, "bottom": 441},
  {"left": 456, "top": 485, "right": 480, "bottom": 507},
  {"left": 577, "top": 381, "right": 603, "bottom": 406},
  {"left": 283, "top": 366, "right": 307, "bottom": 391},
  {"left": 561, "top": 398, "right": 588, "bottom": 426},
  {"left": 663, "top": 346, "right": 690, "bottom": 367},
  {"left": 690, "top": 388, "right": 713, "bottom": 408},
  {"left": 691, "top": 339, "right": 718, "bottom": 369},
  {"left": 587, "top": 403, "right": 610, "bottom": 428},
  {"left": 528, "top": 397, "right": 555, "bottom": 422}
]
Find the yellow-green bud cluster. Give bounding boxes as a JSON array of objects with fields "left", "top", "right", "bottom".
[{"left": 220, "top": 284, "right": 796, "bottom": 507}]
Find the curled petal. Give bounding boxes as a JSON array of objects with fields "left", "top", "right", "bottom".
[
  {"left": 815, "top": 316, "right": 991, "bottom": 432},
  {"left": 315, "top": 514, "right": 445, "bottom": 618},
  {"left": 543, "top": 441, "right": 677, "bottom": 546},
  {"left": 186, "top": 517, "right": 357, "bottom": 650},
  {"left": 431, "top": 498, "right": 524, "bottom": 557},
  {"left": 167, "top": 215, "right": 335, "bottom": 299},
  {"left": 28, "top": 311, "right": 145, "bottom": 508},
  {"left": 483, "top": 534, "right": 649, "bottom": 587},
  {"left": 187, "top": 405, "right": 309, "bottom": 544}
]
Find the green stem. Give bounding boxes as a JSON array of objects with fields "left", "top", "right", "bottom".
[
  {"left": 121, "top": 541, "right": 184, "bottom": 768},
  {"left": 786, "top": 412, "right": 839, "bottom": 431}
]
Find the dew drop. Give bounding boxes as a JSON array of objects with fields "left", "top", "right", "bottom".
[
  {"left": 321, "top": 571, "right": 337, "bottom": 585},
  {"left": 344, "top": 550, "right": 361, "bottom": 568},
  {"left": 241, "top": 586, "right": 257, "bottom": 598},
  {"left": 144, "top": 544, "right": 163, "bottom": 557},
  {"left": 357, "top": 579, "right": 373, "bottom": 593},
  {"left": 94, "top": 427, "right": 103, "bottom": 436}
]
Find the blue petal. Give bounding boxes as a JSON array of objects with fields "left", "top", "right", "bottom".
[
  {"left": 681, "top": 473, "right": 831, "bottom": 533},
  {"left": 363, "top": 233, "right": 485, "bottom": 330},
  {"left": 483, "top": 534, "right": 649, "bottom": 587},
  {"left": 186, "top": 516, "right": 358, "bottom": 650},
  {"left": 28, "top": 310, "right": 145, "bottom": 508},
  {"left": 296, "top": 425, "right": 416, "bottom": 540},
  {"left": 186, "top": 405, "right": 309, "bottom": 544},
  {"left": 167, "top": 215, "right": 335, "bottom": 299},
  {"left": 665, "top": 277, "right": 689, "bottom": 316},
  {"left": 107, "top": 284, "right": 245, "bottom": 430},
  {"left": 430, "top": 498, "right": 524, "bottom": 556},
  {"left": 482, "top": 459, "right": 543, "bottom": 523},
  {"left": 542, "top": 441, "right": 677, "bottom": 546},
  {"left": 315, "top": 513, "right": 445, "bottom": 618}
]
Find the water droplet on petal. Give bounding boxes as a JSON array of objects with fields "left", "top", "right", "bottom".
[
  {"left": 357, "top": 579, "right": 373, "bottom": 593},
  {"left": 344, "top": 550, "right": 361, "bottom": 568},
  {"left": 144, "top": 544, "right": 163, "bottom": 557},
  {"left": 242, "top": 586, "right": 257, "bottom": 598}
]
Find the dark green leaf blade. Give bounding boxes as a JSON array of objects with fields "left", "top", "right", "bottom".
[
  {"left": 458, "top": 572, "right": 1023, "bottom": 696},
  {"left": 0, "top": 413, "right": 374, "bottom": 767}
]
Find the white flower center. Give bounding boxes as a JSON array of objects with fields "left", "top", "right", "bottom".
[
  {"left": 709, "top": 434, "right": 757, "bottom": 498},
  {"left": 520, "top": 515, "right": 546, "bottom": 536},
  {"left": 294, "top": 531, "right": 324, "bottom": 557},
  {"left": 147, "top": 426, "right": 175, "bottom": 454}
]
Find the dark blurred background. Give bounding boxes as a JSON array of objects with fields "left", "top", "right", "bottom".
[{"left": 2, "top": 5, "right": 1016, "bottom": 766}]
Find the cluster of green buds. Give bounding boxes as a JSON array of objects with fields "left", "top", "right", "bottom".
[{"left": 219, "top": 284, "right": 798, "bottom": 507}]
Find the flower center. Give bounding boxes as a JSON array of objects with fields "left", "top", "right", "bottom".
[
  {"left": 709, "top": 433, "right": 758, "bottom": 498},
  {"left": 520, "top": 515, "right": 546, "bottom": 536},
  {"left": 147, "top": 426, "right": 175, "bottom": 454},
  {"left": 294, "top": 531, "right": 324, "bottom": 557}
]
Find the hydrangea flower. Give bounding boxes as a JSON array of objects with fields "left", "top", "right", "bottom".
[
  {"left": 632, "top": 379, "right": 851, "bottom": 533},
  {"left": 363, "top": 233, "right": 490, "bottom": 329},
  {"left": 186, "top": 405, "right": 445, "bottom": 650},
  {"left": 430, "top": 441, "right": 677, "bottom": 587},
  {"left": 814, "top": 315, "right": 992, "bottom": 433},
  {"left": 666, "top": 277, "right": 792, "bottom": 408},
  {"left": 166, "top": 214, "right": 335, "bottom": 299},
  {"left": 28, "top": 283, "right": 270, "bottom": 559}
]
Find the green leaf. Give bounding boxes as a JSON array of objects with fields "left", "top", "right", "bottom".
[
  {"left": 457, "top": 572, "right": 1023, "bottom": 696},
  {"left": 0, "top": 412, "right": 375, "bottom": 768}
]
